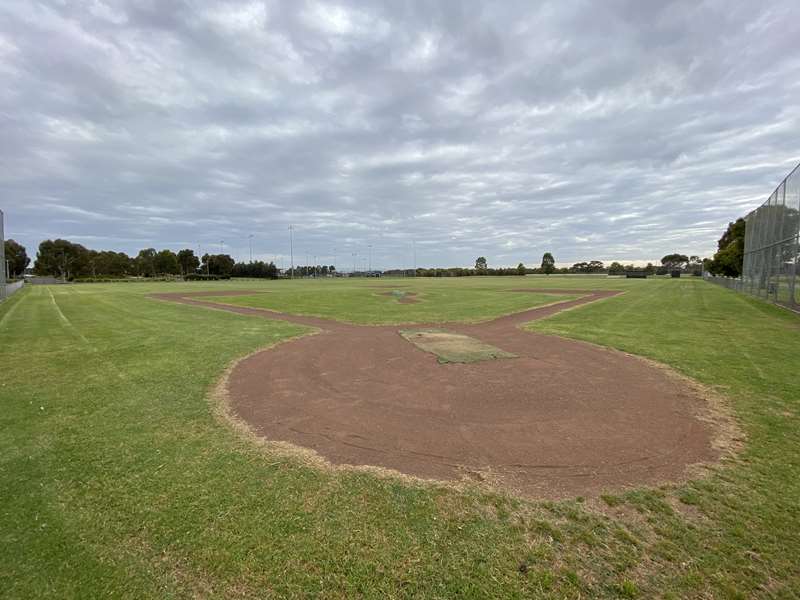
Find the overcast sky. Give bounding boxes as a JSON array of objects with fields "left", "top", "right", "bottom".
[{"left": 2, "top": 1, "right": 799, "bottom": 269}]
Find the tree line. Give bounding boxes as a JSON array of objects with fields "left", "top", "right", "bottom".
[
  {"left": 384, "top": 253, "right": 704, "bottom": 278},
  {"left": 14, "top": 235, "right": 728, "bottom": 281},
  {"left": 3, "top": 239, "right": 30, "bottom": 279},
  {"left": 30, "top": 239, "right": 282, "bottom": 280}
]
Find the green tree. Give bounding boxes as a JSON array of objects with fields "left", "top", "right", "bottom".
[
  {"left": 34, "top": 239, "right": 90, "bottom": 280},
  {"left": 154, "top": 249, "right": 179, "bottom": 275},
  {"left": 202, "top": 254, "right": 235, "bottom": 277},
  {"left": 541, "top": 252, "right": 555, "bottom": 275},
  {"left": 661, "top": 253, "right": 689, "bottom": 272},
  {"left": 93, "top": 251, "right": 132, "bottom": 277},
  {"left": 709, "top": 218, "right": 745, "bottom": 277},
  {"left": 136, "top": 248, "right": 157, "bottom": 277},
  {"left": 4, "top": 239, "right": 30, "bottom": 278},
  {"left": 475, "top": 257, "right": 488, "bottom": 273},
  {"left": 608, "top": 261, "right": 625, "bottom": 275},
  {"left": 517, "top": 262, "right": 526, "bottom": 276},
  {"left": 177, "top": 249, "right": 200, "bottom": 276}
]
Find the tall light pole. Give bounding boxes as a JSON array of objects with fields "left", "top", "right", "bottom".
[
  {"left": 352, "top": 252, "right": 357, "bottom": 275},
  {"left": 289, "top": 225, "right": 294, "bottom": 279},
  {"left": 368, "top": 244, "right": 372, "bottom": 273},
  {"left": 313, "top": 255, "right": 317, "bottom": 278},
  {"left": 248, "top": 234, "right": 254, "bottom": 263},
  {"left": 413, "top": 240, "right": 417, "bottom": 277}
]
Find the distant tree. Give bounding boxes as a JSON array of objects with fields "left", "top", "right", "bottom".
[
  {"left": 231, "top": 260, "right": 278, "bottom": 279},
  {"left": 586, "top": 260, "right": 605, "bottom": 273},
  {"left": 154, "top": 249, "right": 179, "bottom": 275},
  {"left": 541, "top": 252, "right": 555, "bottom": 275},
  {"left": 93, "top": 250, "right": 132, "bottom": 277},
  {"left": 661, "top": 253, "right": 689, "bottom": 272},
  {"left": 202, "top": 253, "right": 235, "bottom": 277},
  {"left": 4, "top": 239, "right": 30, "bottom": 278},
  {"left": 709, "top": 218, "right": 745, "bottom": 277},
  {"left": 608, "top": 261, "right": 625, "bottom": 275},
  {"left": 475, "top": 256, "right": 488, "bottom": 273},
  {"left": 136, "top": 248, "right": 158, "bottom": 277},
  {"left": 570, "top": 262, "right": 588, "bottom": 273},
  {"left": 177, "top": 249, "right": 200, "bottom": 276},
  {"left": 34, "top": 239, "right": 90, "bottom": 280},
  {"left": 686, "top": 255, "right": 704, "bottom": 276},
  {"left": 517, "top": 262, "right": 526, "bottom": 276}
]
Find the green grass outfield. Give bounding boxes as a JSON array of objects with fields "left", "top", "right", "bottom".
[
  {"left": 1, "top": 276, "right": 799, "bottom": 598},
  {"left": 202, "top": 279, "right": 575, "bottom": 324}
]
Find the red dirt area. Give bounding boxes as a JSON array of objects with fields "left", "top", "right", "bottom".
[{"left": 151, "top": 289, "right": 721, "bottom": 498}]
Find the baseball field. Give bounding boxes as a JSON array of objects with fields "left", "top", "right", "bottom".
[{"left": 2, "top": 276, "right": 799, "bottom": 598}]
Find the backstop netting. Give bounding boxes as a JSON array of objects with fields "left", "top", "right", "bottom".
[{"left": 741, "top": 163, "right": 800, "bottom": 309}]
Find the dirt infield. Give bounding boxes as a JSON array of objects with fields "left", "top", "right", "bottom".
[{"left": 152, "top": 289, "right": 724, "bottom": 498}]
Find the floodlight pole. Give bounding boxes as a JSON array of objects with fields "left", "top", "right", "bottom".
[
  {"left": 413, "top": 240, "right": 417, "bottom": 277},
  {"left": 368, "top": 244, "right": 372, "bottom": 273},
  {"left": 289, "top": 225, "right": 294, "bottom": 279},
  {"left": 248, "top": 234, "right": 254, "bottom": 263}
]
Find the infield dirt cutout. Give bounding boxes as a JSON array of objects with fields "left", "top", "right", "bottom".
[{"left": 152, "top": 288, "right": 737, "bottom": 498}]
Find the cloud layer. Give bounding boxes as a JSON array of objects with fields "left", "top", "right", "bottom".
[{"left": 2, "top": 0, "right": 799, "bottom": 269}]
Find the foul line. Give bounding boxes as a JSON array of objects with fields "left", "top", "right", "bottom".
[{"left": 48, "top": 288, "right": 92, "bottom": 346}]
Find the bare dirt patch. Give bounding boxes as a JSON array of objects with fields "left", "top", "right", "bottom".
[
  {"left": 400, "top": 329, "right": 517, "bottom": 363},
  {"left": 153, "top": 289, "right": 732, "bottom": 499}
]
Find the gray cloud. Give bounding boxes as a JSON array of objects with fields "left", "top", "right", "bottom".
[{"left": 2, "top": 0, "right": 799, "bottom": 269}]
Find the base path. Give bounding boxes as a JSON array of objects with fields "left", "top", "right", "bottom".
[{"left": 152, "top": 289, "right": 719, "bottom": 498}]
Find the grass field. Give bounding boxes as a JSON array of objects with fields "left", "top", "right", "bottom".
[
  {"left": 201, "top": 281, "right": 575, "bottom": 324},
  {"left": 1, "top": 277, "right": 799, "bottom": 598}
]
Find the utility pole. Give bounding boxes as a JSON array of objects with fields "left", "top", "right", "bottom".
[
  {"left": 313, "top": 255, "right": 317, "bottom": 278},
  {"left": 368, "top": 244, "right": 372, "bottom": 273},
  {"left": 413, "top": 240, "right": 417, "bottom": 277},
  {"left": 248, "top": 234, "right": 254, "bottom": 263},
  {"left": 352, "top": 252, "right": 357, "bottom": 275},
  {"left": 288, "top": 225, "right": 294, "bottom": 279}
]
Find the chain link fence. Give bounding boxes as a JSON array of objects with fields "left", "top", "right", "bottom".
[
  {"left": 740, "top": 163, "right": 800, "bottom": 310},
  {"left": 703, "top": 273, "right": 744, "bottom": 292}
]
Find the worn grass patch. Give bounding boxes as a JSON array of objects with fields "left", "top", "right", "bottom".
[
  {"left": 381, "top": 290, "right": 419, "bottom": 304},
  {"left": 400, "top": 328, "right": 517, "bottom": 363}
]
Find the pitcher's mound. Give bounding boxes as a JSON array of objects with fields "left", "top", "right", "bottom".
[{"left": 400, "top": 329, "right": 517, "bottom": 363}]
